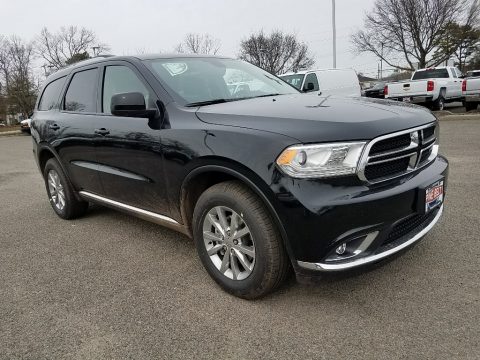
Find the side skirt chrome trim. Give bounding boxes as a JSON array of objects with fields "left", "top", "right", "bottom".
[
  {"left": 78, "top": 191, "right": 190, "bottom": 236},
  {"left": 298, "top": 205, "right": 443, "bottom": 271}
]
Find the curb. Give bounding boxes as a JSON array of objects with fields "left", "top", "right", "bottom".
[
  {"left": 0, "top": 130, "right": 23, "bottom": 136},
  {"left": 437, "top": 114, "right": 480, "bottom": 121}
]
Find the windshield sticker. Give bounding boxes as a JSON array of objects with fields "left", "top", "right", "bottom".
[{"left": 162, "top": 63, "right": 188, "bottom": 76}]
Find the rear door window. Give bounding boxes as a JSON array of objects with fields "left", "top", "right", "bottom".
[
  {"left": 38, "top": 77, "right": 66, "bottom": 111},
  {"left": 64, "top": 69, "right": 98, "bottom": 112}
]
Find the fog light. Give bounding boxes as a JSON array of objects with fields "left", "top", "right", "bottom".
[{"left": 335, "top": 243, "right": 347, "bottom": 255}]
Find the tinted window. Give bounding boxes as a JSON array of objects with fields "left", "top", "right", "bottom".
[
  {"left": 38, "top": 77, "right": 65, "bottom": 111},
  {"left": 412, "top": 69, "right": 449, "bottom": 80},
  {"left": 64, "top": 69, "right": 98, "bottom": 112},
  {"left": 102, "top": 66, "right": 150, "bottom": 114},
  {"left": 467, "top": 70, "right": 480, "bottom": 78},
  {"left": 303, "top": 73, "right": 320, "bottom": 91}
]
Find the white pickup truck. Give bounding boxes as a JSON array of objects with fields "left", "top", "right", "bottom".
[
  {"left": 385, "top": 66, "right": 464, "bottom": 110},
  {"left": 462, "top": 75, "right": 480, "bottom": 111}
]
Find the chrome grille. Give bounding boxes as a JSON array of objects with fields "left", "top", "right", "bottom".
[{"left": 358, "top": 123, "right": 438, "bottom": 183}]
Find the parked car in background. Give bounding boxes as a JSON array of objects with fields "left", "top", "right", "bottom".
[
  {"left": 31, "top": 55, "right": 448, "bottom": 299},
  {"left": 465, "top": 70, "right": 480, "bottom": 78},
  {"left": 385, "top": 66, "right": 464, "bottom": 110},
  {"left": 20, "top": 118, "right": 31, "bottom": 133},
  {"left": 363, "top": 82, "right": 387, "bottom": 98},
  {"left": 462, "top": 76, "right": 480, "bottom": 111},
  {"left": 279, "top": 68, "right": 361, "bottom": 97}
]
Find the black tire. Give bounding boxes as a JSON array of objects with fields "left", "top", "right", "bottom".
[
  {"left": 192, "top": 181, "right": 290, "bottom": 299},
  {"left": 43, "top": 158, "right": 88, "bottom": 219},
  {"left": 465, "top": 102, "right": 478, "bottom": 112},
  {"left": 432, "top": 92, "right": 445, "bottom": 111}
]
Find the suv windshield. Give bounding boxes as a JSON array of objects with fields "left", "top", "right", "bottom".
[
  {"left": 279, "top": 74, "right": 305, "bottom": 90},
  {"left": 412, "top": 69, "right": 449, "bottom": 80},
  {"left": 145, "top": 57, "right": 298, "bottom": 105}
]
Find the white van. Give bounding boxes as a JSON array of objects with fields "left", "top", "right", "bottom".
[{"left": 279, "top": 68, "right": 361, "bottom": 97}]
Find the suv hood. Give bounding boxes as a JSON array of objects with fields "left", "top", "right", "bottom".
[{"left": 195, "top": 94, "right": 436, "bottom": 143}]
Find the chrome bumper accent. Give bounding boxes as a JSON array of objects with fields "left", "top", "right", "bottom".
[{"left": 297, "top": 205, "right": 443, "bottom": 271}]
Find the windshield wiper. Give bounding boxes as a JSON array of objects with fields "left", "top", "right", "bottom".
[
  {"left": 252, "top": 93, "right": 282, "bottom": 98},
  {"left": 185, "top": 94, "right": 284, "bottom": 107},
  {"left": 185, "top": 99, "right": 230, "bottom": 107}
]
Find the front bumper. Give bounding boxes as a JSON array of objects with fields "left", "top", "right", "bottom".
[
  {"left": 298, "top": 205, "right": 443, "bottom": 271},
  {"left": 270, "top": 155, "right": 448, "bottom": 272}
]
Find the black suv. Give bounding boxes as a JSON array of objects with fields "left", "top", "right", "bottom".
[{"left": 31, "top": 55, "right": 448, "bottom": 299}]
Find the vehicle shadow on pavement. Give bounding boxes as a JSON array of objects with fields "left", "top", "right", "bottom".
[{"left": 77, "top": 203, "right": 433, "bottom": 303}]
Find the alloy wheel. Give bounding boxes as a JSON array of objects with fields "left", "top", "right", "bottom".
[
  {"left": 47, "top": 169, "right": 66, "bottom": 211},
  {"left": 202, "top": 206, "right": 256, "bottom": 280}
]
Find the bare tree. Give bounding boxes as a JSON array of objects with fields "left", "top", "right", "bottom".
[
  {"left": 238, "top": 30, "right": 315, "bottom": 74},
  {"left": 433, "top": 23, "right": 480, "bottom": 70},
  {"left": 0, "top": 36, "right": 38, "bottom": 119},
  {"left": 35, "top": 26, "right": 109, "bottom": 70},
  {"left": 352, "top": 0, "right": 480, "bottom": 71},
  {"left": 0, "top": 35, "right": 13, "bottom": 90},
  {"left": 175, "top": 33, "right": 221, "bottom": 55}
]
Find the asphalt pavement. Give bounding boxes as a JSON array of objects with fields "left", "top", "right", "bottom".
[{"left": 0, "top": 120, "right": 479, "bottom": 359}]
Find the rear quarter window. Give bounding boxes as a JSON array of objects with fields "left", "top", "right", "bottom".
[
  {"left": 412, "top": 69, "right": 449, "bottom": 80},
  {"left": 38, "top": 77, "right": 66, "bottom": 111}
]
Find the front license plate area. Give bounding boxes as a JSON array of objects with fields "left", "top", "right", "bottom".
[{"left": 425, "top": 180, "right": 444, "bottom": 212}]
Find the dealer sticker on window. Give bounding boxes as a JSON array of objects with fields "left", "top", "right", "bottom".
[{"left": 425, "top": 180, "right": 444, "bottom": 212}]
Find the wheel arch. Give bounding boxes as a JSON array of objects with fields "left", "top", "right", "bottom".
[
  {"left": 37, "top": 143, "right": 83, "bottom": 202},
  {"left": 180, "top": 161, "right": 295, "bottom": 264}
]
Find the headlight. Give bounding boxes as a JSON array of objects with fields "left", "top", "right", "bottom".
[{"left": 276, "top": 142, "right": 367, "bottom": 178}]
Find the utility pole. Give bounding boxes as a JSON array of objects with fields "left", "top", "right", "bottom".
[
  {"left": 332, "top": 0, "right": 336, "bottom": 68},
  {"left": 380, "top": 42, "right": 384, "bottom": 80}
]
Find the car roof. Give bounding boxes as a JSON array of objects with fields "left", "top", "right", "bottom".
[
  {"left": 44, "top": 53, "right": 234, "bottom": 83},
  {"left": 280, "top": 68, "right": 355, "bottom": 76}
]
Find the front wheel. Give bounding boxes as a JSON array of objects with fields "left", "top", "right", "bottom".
[{"left": 192, "top": 181, "right": 290, "bottom": 299}]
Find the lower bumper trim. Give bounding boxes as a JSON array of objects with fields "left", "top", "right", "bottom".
[
  {"left": 465, "top": 95, "right": 480, "bottom": 102},
  {"left": 297, "top": 205, "right": 443, "bottom": 271}
]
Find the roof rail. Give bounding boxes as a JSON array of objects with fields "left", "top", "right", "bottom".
[{"left": 92, "top": 54, "right": 115, "bottom": 59}]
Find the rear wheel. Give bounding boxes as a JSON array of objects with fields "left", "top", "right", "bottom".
[
  {"left": 432, "top": 92, "right": 445, "bottom": 111},
  {"left": 43, "top": 158, "right": 88, "bottom": 219},
  {"left": 192, "top": 181, "right": 290, "bottom": 299},
  {"left": 465, "top": 102, "right": 478, "bottom": 112}
]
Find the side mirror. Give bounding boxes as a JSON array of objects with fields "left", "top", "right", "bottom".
[
  {"left": 111, "top": 92, "right": 156, "bottom": 118},
  {"left": 303, "top": 82, "right": 315, "bottom": 92}
]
